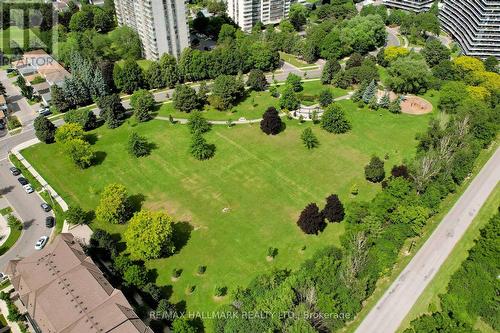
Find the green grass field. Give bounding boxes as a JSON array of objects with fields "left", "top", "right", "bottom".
[
  {"left": 0, "top": 224, "right": 22, "bottom": 256},
  {"left": 157, "top": 80, "right": 349, "bottom": 120},
  {"left": 398, "top": 184, "right": 500, "bottom": 333},
  {"left": 22, "top": 99, "right": 432, "bottom": 325},
  {"left": 279, "top": 52, "right": 318, "bottom": 69},
  {"left": 0, "top": 26, "right": 45, "bottom": 54}
]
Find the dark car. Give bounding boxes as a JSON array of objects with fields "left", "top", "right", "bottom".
[
  {"left": 41, "top": 203, "right": 51, "bottom": 212},
  {"left": 0, "top": 122, "right": 5, "bottom": 130},
  {"left": 9, "top": 167, "right": 21, "bottom": 176},
  {"left": 17, "top": 177, "right": 28, "bottom": 185},
  {"left": 45, "top": 216, "right": 55, "bottom": 228}
]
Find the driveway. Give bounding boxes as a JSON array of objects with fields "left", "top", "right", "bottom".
[
  {"left": 355, "top": 146, "right": 500, "bottom": 333},
  {"left": 0, "top": 159, "right": 53, "bottom": 270},
  {"left": 0, "top": 71, "right": 36, "bottom": 126}
]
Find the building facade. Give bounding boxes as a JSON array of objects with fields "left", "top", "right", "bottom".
[
  {"left": 382, "top": 0, "right": 434, "bottom": 12},
  {"left": 440, "top": 0, "right": 500, "bottom": 59},
  {"left": 114, "top": 0, "right": 189, "bottom": 60},
  {"left": 227, "top": 0, "right": 305, "bottom": 31},
  {"left": 6, "top": 234, "right": 153, "bottom": 333}
]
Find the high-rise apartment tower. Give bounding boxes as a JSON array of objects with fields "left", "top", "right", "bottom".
[
  {"left": 382, "top": 0, "right": 434, "bottom": 12},
  {"left": 440, "top": 0, "right": 500, "bottom": 59},
  {"left": 227, "top": 0, "right": 305, "bottom": 31},
  {"left": 114, "top": 0, "right": 189, "bottom": 60}
]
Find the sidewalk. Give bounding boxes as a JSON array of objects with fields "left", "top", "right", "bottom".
[{"left": 10, "top": 139, "right": 93, "bottom": 244}]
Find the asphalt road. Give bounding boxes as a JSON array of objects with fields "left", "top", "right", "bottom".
[
  {"left": 0, "top": 159, "right": 54, "bottom": 271},
  {"left": 355, "top": 146, "right": 500, "bottom": 333}
]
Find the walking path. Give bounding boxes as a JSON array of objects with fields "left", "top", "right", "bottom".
[{"left": 356, "top": 146, "right": 500, "bottom": 333}]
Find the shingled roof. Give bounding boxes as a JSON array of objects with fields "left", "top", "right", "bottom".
[{"left": 6, "top": 234, "right": 153, "bottom": 333}]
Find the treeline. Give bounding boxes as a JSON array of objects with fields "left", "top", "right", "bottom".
[{"left": 405, "top": 212, "right": 499, "bottom": 332}]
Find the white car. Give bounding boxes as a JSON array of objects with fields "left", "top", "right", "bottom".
[
  {"left": 23, "top": 184, "right": 34, "bottom": 194},
  {"left": 35, "top": 236, "right": 48, "bottom": 250}
]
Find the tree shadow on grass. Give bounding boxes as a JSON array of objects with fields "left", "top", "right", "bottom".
[
  {"left": 172, "top": 221, "right": 193, "bottom": 254},
  {"left": 85, "top": 133, "right": 98, "bottom": 145},
  {"left": 128, "top": 193, "right": 146, "bottom": 214},
  {"left": 93, "top": 151, "right": 107, "bottom": 166}
]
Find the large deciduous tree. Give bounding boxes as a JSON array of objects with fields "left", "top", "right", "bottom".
[
  {"left": 209, "top": 75, "right": 245, "bottom": 110},
  {"left": 321, "top": 59, "right": 342, "bottom": 84},
  {"left": 95, "top": 183, "right": 131, "bottom": 224},
  {"left": 130, "top": 89, "right": 155, "bottom": 122},
  {"left": 320, "top": 104, "right": 351, "bottom": 134},
  {"left": 124, "top": 210, "right": 175, "bottom": 261},
  {"left": 297, "top": 203, "right": 326, "bottom": 235},
  {"left": 63, "top": 108, "right": 97, "bottom": 131},
  {"left": 279, "top": 85, "right": 300, "bottom": 111},
  {"left": 113, "top": 60, "right": 145, "bottom": 94},
  {"left": 34, "top": 116, "right": 56, "bottom": 143},
  {"left": 246, "top": 69, "right": 268, "bottom": 91},
  {"left": 260, "top": 107, "right": 283, "bottom": 135},
  {"left": 322, "top": 194, "right": 344, "bottom": 223},
  {"left": 65, "top": 138, "right": 95, "bottom": 169},
  {"left": 173, "top": 84, "right": 201, "bottom": 112}
]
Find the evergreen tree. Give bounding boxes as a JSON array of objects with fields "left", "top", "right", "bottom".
[
  {"left": 379, "top": 92, "right": 390, "bottom": 108},
  {"left": 98, "top": 94, "right": 125, "bottom": 128},
  {"left": 319, "top": 89, "right": 333, "bottom": 107},
  {"left": 322, "top": 194, "right": 344, "bottom": 223},
  {"left": 127, "top": 132, "right": 151, "bottom": 157},
  {"left": 190, "top": 132, "right": 215, "bottom": 160},
  {"left": 260, "top": 107, "right": 283, "bottom": 135},
  {"left": 362, "top": 79, "right": 377, "bottom": 103},
  {"left": 246, "top": 69, "right": 268, "bottom": 91},
  {"left": 160, "top": 54, "right": 180, "bottom": 88},
  {"left": 364, "top": 155, "right": 385, "bottom": 183},
  {"left": 389, "top": 99, "right": 401, "bottom": 114},
  {"left": 130, "top": 89, "right": 155, "bottom": 122},
  {"left": 321, "top": 59, "right": 341, "bottom": 84},
  {"left": 321, "top": 104, "right": 351, "bottom": 134},
  {"left": 301, "top": 127, "right": 319, "bottom": 149},
  {"left": 145, "top": 61, "right": 166, "bottom": 89},
  {"left": 51, "top": 85, "right": 71, "bottom": 112},
  {"left": 484, "top": 56, "right": 498, "bottom": 72},
  {"left": 351, "top": 81, "right": 369, "bottom": 103},
  {"left": 113, "top": 60, "right": 145, "bottom": 94},
  {"left": 187, "top": 111, "right": 211, "bottom": 134},
  {"left": 297, "top": 203, "right": 326, "bottom": 235},
  {"left": 34, "top": 116, "right": 56, "bottom": 143},
  {"left": 197, "top": 81, "right": 210, "bottom": 105},
  {"left": 173, "top": 84, "right": 201, "bottom": 112}
]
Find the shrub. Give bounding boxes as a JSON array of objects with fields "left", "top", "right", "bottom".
[
  {"left": 66, "top": 206, "right": 87, "bottom": 225},
  {"left": 214, "top": 285, "right": 227, "bottom": 297},
  {"left": 197, "top": 265, "right": 206, "bottom": 275},
  {"left": 301, "top": 127, "right": 319, "bottom": 149},
  {"left": 365, "top": 156, "right": 385, "bottom": 183}
]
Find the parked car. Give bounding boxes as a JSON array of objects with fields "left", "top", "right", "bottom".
[
  {"left": 9, "top": 167, "right": 21, "bottom": 176},
  {"left": 38, "top": 107, "right": 52, "bottom": 116},
  {"left": 23, "top": 184, "right": 34, "bottom": 194},
  {"left": 17, "top": 177, "right": 28, "bottom": 185},
  {"left": 41, "top": 203, "right": 51, "bottom": 212},
  {"left": 0, "top": 122, "right": 4, "bottom": 130},
  {"left": 0, "top": 272, "right": 6, "bottom": 281},
  {"left": 45, "top": 216, "right": 55, "bottom": 228},
  {"left": 34, "top": 236, "right": 48, "bottom": 250}
]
